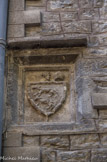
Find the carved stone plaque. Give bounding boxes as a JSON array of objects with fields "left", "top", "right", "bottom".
[
  {"left": 27, "top": 82, "right": 67, "bottom": 117},
  {"left": 24, "top": 67, "right": 73, "bottom": 123}
]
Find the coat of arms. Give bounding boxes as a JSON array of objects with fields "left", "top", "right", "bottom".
[{"left": 27, "top": 81, "right": 67, "bottom": 117}]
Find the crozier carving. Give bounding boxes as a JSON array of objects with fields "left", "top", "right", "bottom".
[{"left": 27, "top": 82, "right": 67, "bottom": 117}]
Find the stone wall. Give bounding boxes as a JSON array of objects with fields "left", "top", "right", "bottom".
[{"left": 2, "top": 0, "right": 107, "bottom": 162}]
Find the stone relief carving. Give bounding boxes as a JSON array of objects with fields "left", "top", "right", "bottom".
[{"left": 27, "top": 82, "right": 67, "bottom": 117}]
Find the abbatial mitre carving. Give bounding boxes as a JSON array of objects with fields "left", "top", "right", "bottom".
[{"left": 27, "top": 82, "right": 67, "bottom": 117}]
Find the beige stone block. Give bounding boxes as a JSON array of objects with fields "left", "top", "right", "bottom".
[
  {"left": 23, "top": 135, "right": 39, "bottom": 147},
  {"left": 3, "top": 147, "right": 40, "bottom": 162},
  {"left": 3, "top": 132, "right": 22, "bottom": 147},
  {"left": 41, "top": 136, "right": 69, "bottom": 150},
  {"left": 42, "top": 149, "right": 56, "bottom": 162},
  {"left": 70, "top": 134, "right": 99, "bottom": 149},
  {"left": 57, "top": 150, "right": 90, "bottom": 162},
  {"left": 92, "top": 93, "right": 107, "bottom": 109}
]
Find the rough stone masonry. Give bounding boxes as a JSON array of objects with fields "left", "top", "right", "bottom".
[{"left": 2, "top": 0, "right": 107, "bottom": 161}]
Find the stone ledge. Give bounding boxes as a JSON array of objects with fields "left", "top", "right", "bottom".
[
  {"left": 7, "top": 37, "right": 87, "bottom": 49},
  {"left": 6, "top": 120, "right": 96, "bottom": 135}
]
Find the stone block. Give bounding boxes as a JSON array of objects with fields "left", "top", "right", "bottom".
[
  {"left": 92, "top": 149, "right": 107, "bottom": 162},
  {"left": 94, "top": 0, "right": 104, "bottom": 7},
  {"left": 62, "top": 21, "right": 91, "bottom": 34},
  {"left": 26, "top": 0, "right": 46, "bottom": 8},
  {"left": 92, "top": 93, "right": 107, "bottom": 109},
  {"left": 97, "top": 119, "right": 107, "bottom": 132},
  {"left": 42, "top": 149, "right": 56, "bottom": 162},
  {"left": 3, "top": 132, "right": 22, "bottom": 147},
  {"left": 93, "top": 21, "right": 107, "bottom": 34},
  {"left": 8, "top": 25, "right": 24, "bottom": 38},
  {"left": 42, "top": 22, "right": 62, "bottom": 35},
  {"left": 60, "top": 12, "right": 78, "bottom": 21},
  {"left": 79, "top": 0, "right": 92, "bottom": 8},
  {"left": 41, "top": 136, "right": 69, "bottom": 150},
  {"left": 23, "top": 135, "right": 39, "bottom": 146},
  {"left": 47, "top": 0, "right": 78, "bottom": 11},
  {"left": 42, "top": 12, "right": 60, "bottom": 22},
  {"left": 79, "top": 9, "right": 99, "bottom": 20},
  {"left": 9, "top": 0, "right": 25, "bottom": 11},
  {"left": 100, "top": 134, "right": 107, "bottom": 146},
  {"left": 23, "top": 10, "right": 41, "bottom": 25},
  {"left": 76, "top": 78, "right": 98, "bottom": 120},
  {"left": 70, "top": 134, "right": 99, "bottom": 149},
  {"left": 90, "top": 34, "right": 107, "bottom": 47},
  {"left": 3, "top": 147, "right": 40, "bottom": 162},
  {"left": 99, "top": 110, "right": 107, "bottom": 118},
  {"left": 100, "top": 6, "right": 107, "bottom": 19},
  {"left": 57, "top": 150, "right": 91, "bottom": 162},
  {"left": 8, "top": 12, "right": 23, "bottom": 25}
]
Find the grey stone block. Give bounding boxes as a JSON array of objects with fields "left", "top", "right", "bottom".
[
  {"left": 9, "top": 0, "right": 25, "bottom": 11},
  {"left": 23, "top": 10, "right": 41, "bottom": 25},
  {"left": 8, "top": 25, "right": 24, "bottom": 38},
  {"left": 3, "top": 132, "right": 22, "bottom": 147},
  {"left": 92, "top": 149, "right": 107, "bottom": 162},
  {"left": 92, "top": 93, "right": 107, "bottom": 109},
  {"left": 3, "top": 147, "right": 40, "bottom": 162}
]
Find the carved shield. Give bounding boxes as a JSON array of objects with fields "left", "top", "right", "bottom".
[{"left": 27, "top": 82, "right": 67, "bottom": 116}]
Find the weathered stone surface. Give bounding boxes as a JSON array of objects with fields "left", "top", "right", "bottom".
[
  {"left": 3, "top": 132, "right": 22, "bottom": 147},
  {"left": 62, "top": 21, "right": 91, "bottom": 34},
  {"left": 42, "top": 22, "right": 62, "bottom": 35},
  {"left": 8, "top": 12, "right": 23, "bottom": 25},
  {"left": 57, "top": 150, "right": 91, "bottom": 162},
  {"left": 25, "top": 26, "right": 41, "bottom": 37},
  {"left": 3, "top": 147, "right": 40, "bottom": 162},
  {"left": 93, "top": 21, "right": 107, "bottom": 34},
  {"left": 99, "top": 110, "right": 107, "bottom": 118},
  {"left": 91, "top": 149, "right": 107, "bottom": 162},
  {"left": 47, "top": 0, "right": 78, "bottom": 11},
  {"left": 79, "top": 9, "right": 99, "bottom": 20},
  {"left": 76, "top": 77, "right": 98, "bottom": 120},
  {"left": 100, "top": 6, "right": 107, "bottom": 19},
  {"left": 41, "top": 136, "right": 69, "bottom": 150},
  {"left": 92, "top": 93, "right": 107, "bottom": 109},
  {"left": 70, "top": 134, "right": 99, "bottom": 149},
  {"left": 94, "top": 0, "right": 104, "bottom": 7},
  {"left": 42, "top": 12, "right": 60, "bottom": 22},
  {"left": 42, "top": 149, "right": 56, "bottom": 162},
  {"left": 9, "top": 0, "right": 25, "bottom": 11},
  {"left": 97, "top": 119, "right": 107, "bottom": 132},
  {"left": 23, "top": 135, "right": 39, "bottom": 147},
  {"left": 26, "top": 0, "right": 46, "bottom": 8},
  {"left": 100, "top": 134, "right": 107, "bottom": 146},
  {"left": 60, "top": 12, "right": 78, "bottom": 21},
  {"left": 79, "top": 0, "right": 92, "bottom": 8},
  {"left": 8, "top": 25, "right": 24, "bottom": 38},
  {"left": 82, "top": 47, "right": 107, "bottom": 58}
]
